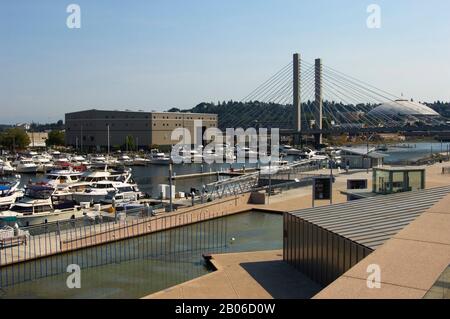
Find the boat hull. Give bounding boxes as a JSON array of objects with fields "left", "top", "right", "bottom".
[
  {"left": 16, "top": 166, "right": 38, "bottom": 174},
  {"left": 0, "top": 209, "right": 85, "bottom": 227},
  {"left": 72, "top": 193, "right": 108, "bottom": 204}
]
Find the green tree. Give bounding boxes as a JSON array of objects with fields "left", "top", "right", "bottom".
[
  {"left": 46, "top": 130, "right": 65, "bottom": 146},
  {"left": 124, "top": 135, "right": 135, "bottom": 151},
  {"left": 0, "top": 128, "right": 31, "bottom": 150}
]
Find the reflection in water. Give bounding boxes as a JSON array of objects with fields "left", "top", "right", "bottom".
[{"left": 0, "top": 211, "right": 282, "bottom": 299}]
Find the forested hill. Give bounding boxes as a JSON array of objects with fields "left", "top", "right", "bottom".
[{"left": 169, "top": 100, "right": 450, "bottom": 130}]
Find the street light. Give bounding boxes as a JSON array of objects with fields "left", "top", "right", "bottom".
[
  {"left": 168, "top": 159, "right": 173, "bottom": 212},
  {"left": 366, "top": 133, "right": 376, "bottom": 173},
  {"left": 107, "top": 124, "right": 110, "bottom": 155}
]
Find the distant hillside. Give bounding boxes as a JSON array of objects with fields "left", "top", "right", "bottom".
[
  {"left": 172, "top": 100, "right": 450, "bottom": 130},
  {"left": 171, "top": 100, "right": 377, "bottom": 130},
  {"left": 30, "top": 120, "right": 64, "bottom": 132},
  {"left": 0, "top": 124, "right": 12, "bottom": 132},
  {"left": 427, "top": 101, "right": 450, "bottom": 118}
]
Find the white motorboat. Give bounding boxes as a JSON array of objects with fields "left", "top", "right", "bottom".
[
  {"left": 203, "top": 149, "right": 219, "bottom": 163},
  {"left": 14, "top": 158, "right": 38, "bottom": 174},
  {"left": 52, "top": 153, "right": 71, "bottom": 169},
  {"left": 259, "top": 157, "right": 289, "bottom": 175},
  {"left": 100, "top": 185, "right": 144, "bottom": 205},
  {"left": 72, "top": 179, "right": 141, "bottom": 204},
  {"left": 48, "top": 166, "right": 130, "bottom": 197},
  {"left": 149, "top": 150, "right": 170, "bottom": 165},
  {"left": 32, "top": 155, "right": 54, "bottom": 173},
  {"left": 118, "top": 155, "right": 134, "bottom": 166},
  {"left": 175, "top": 146, "right": 204, "bottom": 163},
  {"left": 133, "top": 156, "right": 151, "bottom": 166},
  {"left": 0, "top": 179, "right": 24, "bottom": 210},
  {"left": 0, "top": 160, "right": 16, "bottom": 175},
  {"left": 310, "top": 151, "right": 329, "bottom": 161},
  {"left": 89, "top": 155, "right": 108, "bottom": 167},
  {"left": 280, "top": 145, "right": 304, "bottom": 156},
  {"left": 0, "top": 185, "right": 83, "bottom": 227},
  {"left": 235, "top": 146, "right": 259, "bottom": 161},
  {"left": 38, "top": 169, "right": 83, "bottom": 188},
  {"left": 70, "top": 155, "right": 89, "bottom": 166}
]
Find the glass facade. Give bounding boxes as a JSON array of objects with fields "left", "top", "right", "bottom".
[
  {"left": 372, "top": 168, "right": 425, "bottom": 194},
  {"left": 373, "top": 169, "right": 390, "bottom": 193}
]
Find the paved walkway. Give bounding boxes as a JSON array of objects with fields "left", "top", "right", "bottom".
[
  {"left": 144, "top": 162, "right": 450, "bottom": 299},
  {"left": 144, "top": 250, "right": 321, "bottom": 299}
]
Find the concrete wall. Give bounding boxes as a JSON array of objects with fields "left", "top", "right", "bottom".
[
  {"left": 150, "top": 112, "right": 217, "bottom": 146},
  {"left": 27, "top": 132, "right": 48, "bottom": 148}
]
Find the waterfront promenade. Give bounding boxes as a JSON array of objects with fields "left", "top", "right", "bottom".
[
  {"left": 145, "top": 250, "right": 321, "bottom": 299},
  {"left": 1, "top": 162, "right": 449, "bottom": 269},
  {"left": 145, "top": 163, "right": 450, "bottom": 299}
]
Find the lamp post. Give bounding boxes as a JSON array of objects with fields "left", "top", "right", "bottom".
[
  {"left": 107, "top": 124, "right": 110, "bottom": 155},
  {"left": 366, "top": 133, "right": 376, "bottom": 173},
  {"left": 168, "top": 159, "right": 173, "bottom": 212},
  {"left": 268, "top": 160, "right": 272, "bottom": 204},
  {"left": 80, "top": 123, "right": 83, "bottom": 153}
]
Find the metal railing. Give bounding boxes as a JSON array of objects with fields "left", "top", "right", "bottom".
[{"left": 0, "top": 209, "right": 229, "bottom": 288}]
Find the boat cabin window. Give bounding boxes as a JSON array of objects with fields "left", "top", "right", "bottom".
[
  {"left": 93, "top": 183, "right": 114, "bottom": 189},
  {"left": 34, "top": 205, "right": 53, "bottom": 213},
  {"left": 25, "top": 188, "right": 53, "bottom": 199},
  {"left": 11, "top": 205, "right": 33, "bottom": 213},
  {"left": 9, "top": 204, "right": 52, "bottom": 213},
  {"left": 117, "top": 186, "right": 133, "bottom": 192}
]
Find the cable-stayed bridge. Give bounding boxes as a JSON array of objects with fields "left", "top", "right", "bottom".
[{"left": 220, "top": 53, "right": 450, "bottom": 145}]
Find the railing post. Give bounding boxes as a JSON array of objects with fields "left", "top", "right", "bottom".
[{"left": 56, "top": 221, "right": 61, "bottom": 251}]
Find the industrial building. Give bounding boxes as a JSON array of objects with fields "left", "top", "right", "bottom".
[
  {"left": 339, "top": 147, "right": 386, "bottom": 169},
  {"left": 65, "top": 109, "right": 218, "bottom": 151}
]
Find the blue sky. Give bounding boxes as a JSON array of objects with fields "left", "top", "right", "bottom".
[{"left": 1, "top": 0, "right": 449, "bottom": 124}]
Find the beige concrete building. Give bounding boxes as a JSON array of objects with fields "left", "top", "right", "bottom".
[
  {"left": 27, "top": 132, "right": 48, "bottom": 148},
  {"left": 65, "top": 109, "right": 217, "bottom": 151}
]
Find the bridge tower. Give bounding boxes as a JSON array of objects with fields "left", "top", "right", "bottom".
[
  {"left": 314, "top": 58, "right": 323, "bottom": 146},
  {"left": 293, "top": 53, "right": 301, "bottom": 133},
  {"left": 293, "top": 53, "right": 302, "bottom": 146}
]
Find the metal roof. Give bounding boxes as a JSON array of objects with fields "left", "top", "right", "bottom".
[
  {"left": 374, "top": 166, "right": 425, "bottom": 172},
  {"left": 288, "top": 186, "right": 450, "bottom": 250}
]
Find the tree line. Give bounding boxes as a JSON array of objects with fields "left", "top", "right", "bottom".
[
  {"left": 170, "top": 100, "right": 450, "bottom": 130},
  {"left": 0, "top": 128, "right": 65, "bottom": 151}
]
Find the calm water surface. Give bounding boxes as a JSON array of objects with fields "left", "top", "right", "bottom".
[{"left": 0, "top": 211, "right": 282, "bottom": 299}]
